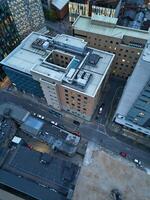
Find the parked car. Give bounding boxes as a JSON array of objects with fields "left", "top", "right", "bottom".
[
  {"left": 51, "top": 121, "right": 58, "bottom": 126},
  {"left": 73, "top": 131, "right": 80, "bottom": 136},
  {"left": 133, "top": 159, "right": 142, "bottom": 166},
  {"left": 37, "top": 114, "right": 45, "bottom": 120},
  {"left": 119, "top": 151, "right": 127, "bottom": 158},
  {"left": 73, "top": 120, "right": 80, "bottom": 126}
]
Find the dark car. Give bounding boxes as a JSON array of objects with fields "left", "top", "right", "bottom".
[
  {"left": 119, "top": 151, "right": 127, "bottom": 158},
  {"left": 73, "top": 120, "right": 80, "bottom": 126}
]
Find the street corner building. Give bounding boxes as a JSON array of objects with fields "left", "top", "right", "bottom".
[{"left": 0, "top": 32, "right": 115, "bottom": 121}]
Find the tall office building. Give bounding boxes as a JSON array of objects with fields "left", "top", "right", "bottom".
[
  {"left": 0, "top": 0, "right": 20, "bottom": 80},
  {"left": 0, "top": 0, "right": 45, "bottom": 81},
  {"left": 1, "top": 32, "right": 114, "bottom": 120},
  {"left": 72, "top": 15, "right": 150, "bottom": 79},
  {"left": 114, "top": 39, "right": 150, "bottom": 136},
  {"left": 0, "top": 0, "right": 45, "bottom": 60}
]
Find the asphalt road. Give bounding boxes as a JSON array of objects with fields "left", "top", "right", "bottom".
[{"left": 0, "top": 89, "right": 150, "bottom": 169}]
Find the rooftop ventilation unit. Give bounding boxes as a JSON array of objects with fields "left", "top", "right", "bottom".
[
  {"left": 76, "top": 71, "right": 92, "bottom": 87},
  {"left": 31, "top": 38, "right": 47, "bottom": 50},
  {"left": 31, "top": 37, "right": 53, "bottom": 50},
  {"left": 88, "top": 53, "right": 102, "bottom": 65}
]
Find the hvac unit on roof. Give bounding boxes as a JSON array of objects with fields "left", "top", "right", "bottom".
[{"left": 88, "top": 53, "right": 102, "bottom": 65}]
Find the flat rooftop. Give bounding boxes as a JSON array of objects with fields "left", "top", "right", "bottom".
[
  {"left": 1, "top": 32, "right": 114, "bottom": 97},
  {"left": 0, "top": 169, "right": 65, "bottom": 200},
  {"left": 3, "top": 146, "right": 79, "bottom": 196},
  {"left": 0, "top": 103, "right": 30, "bottom": 122},
  {"left": 115, "top": 39, "right": 150, "bottom": 116},
  {"left": 72, "top": 16, "right": 150, "bottom": 40}
]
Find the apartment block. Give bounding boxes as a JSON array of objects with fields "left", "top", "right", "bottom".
[
  {"left": 72, "top": 15, "right": 150, "bottom": 79},
  {"left": 1, "top": 33, "right": 114, "bottom": 120},
  {"left": 114, "top": 39, "right": 150, "bottom": 136}
]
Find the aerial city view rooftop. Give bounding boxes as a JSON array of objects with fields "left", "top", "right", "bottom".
[{"left": 0, "top": 0, "right": 150, "bottom": 200}]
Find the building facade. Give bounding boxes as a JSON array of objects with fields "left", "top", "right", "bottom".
[
  {"left": 114, "top": 39, "right": 150, "bottom": 136},
  {"left": 72, "top": 15, "right": 150, "bottom": 79},
  {"left": 1, "top": 32, "right": 114, "bottom": 120},
  {"left": 69, "top": 0, "right": 116, "bottom": 23}
]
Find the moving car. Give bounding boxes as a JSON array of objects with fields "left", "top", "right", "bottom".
[{"left": 99, "top": 103, "right": 105, "bottom": 114}]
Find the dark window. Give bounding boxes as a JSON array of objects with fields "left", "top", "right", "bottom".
[{"left": 84, "top": 97, "right": 87, "bottom": 100}]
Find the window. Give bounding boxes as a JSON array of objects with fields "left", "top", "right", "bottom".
[
  {"left": 77, "top": 98, "right": 81, "bottom": 101},
  {"left": 84, "top": 96, "right": 87, "bottom": 100},
  {"left": 78, "top": 94, "right": 81, "bottom": 97},
  {"left": 71, "top": 96, "right": 74, "bottom": 99},
  {"left": 72, "top": 103, "right": 75, "bottom": 106},
  {"left": 65, "top": 89, "right": 68, "bottom": 92},
  {"left": 65, "top": 94, "right": 68, "bottom": 97},
  {"left": 66, "top": 98, "right": 69, "bottom": 100},
  {"left": 66, "top": 101, "right": 69, "bottom": 104},
  {"left": 83, "top": 108, "right": 86, "bottom": 111}
]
